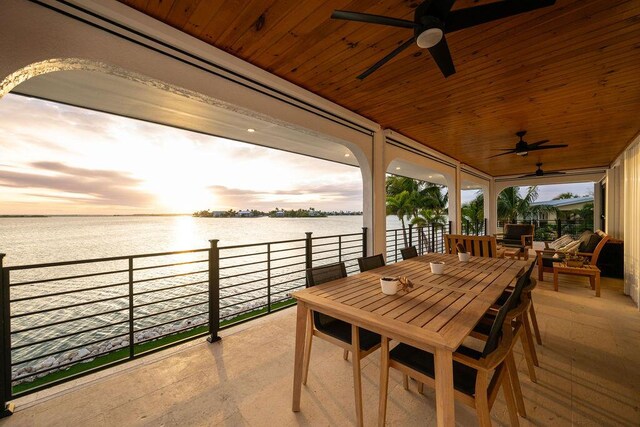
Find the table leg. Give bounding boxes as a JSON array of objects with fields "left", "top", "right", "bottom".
[
  {"left": 553, "top": 269, "right": 559, "bottom": 292},
  {"left": 595, "top": 272, "right": 601, "bottom": 297},
  {"left": 292, "top": 301, "right": 308, "bottom": 412},
  {"left": 435, "top": 348, "right": 455, "bottom": 427}
]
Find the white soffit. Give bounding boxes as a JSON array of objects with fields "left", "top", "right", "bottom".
[
  {"left": 12, "top": 70, "right": 359, "bottom": 167},
  {"left": 387, "top": 160, "right": 448, "bottom": 187}
]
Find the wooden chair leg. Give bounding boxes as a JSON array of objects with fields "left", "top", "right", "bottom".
[
  {"left": 501, "top": 364, "right": 521, "bottom": 427},
  {"left": 402, "top": 374, "right": 409, "bottom": 391},
  {"left": 522, "top": 314, "right": 539, "bottom": 367},
  {"left": 537, "top": 255, "right": 544, "bottom": 281},
  {"left": 519, "top": 324, "right": 537, "bottom": 383},
  {"left": 351, "top": 325, "right": 364, "bottom": 427},
  {"left": 474, "top": 373, "right": 492, "bottom": 427},
  {"left": 302, "top": 312, "right": 314, "bottom": 385},
  {"left": 528, "top": 300, "right": 542, "bottom": 345},
  {"left": 506, "top": 352, "right": 526, "bottom": 418},
  {"left": 344, "top": 349, "right": 349, "bottom": 361},
  {"left": 417, "top": 382, "right": 424, "bottom": 395},
  {"left": 378, "top": 337, "right": 390, "bottom": 427}
]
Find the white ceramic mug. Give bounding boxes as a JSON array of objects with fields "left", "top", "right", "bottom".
[
  {"left": 430, "top": 261, "right": 445, "bottom": 274},
  {"left": 458, "top": 252, "right": 470, "bottom": 262},
  {"left": 380, "top": 277, "right": 399, "bottom": 295}
]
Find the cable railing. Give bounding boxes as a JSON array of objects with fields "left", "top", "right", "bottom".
[
  {"left": 0, "top": 228, "right": 367, "bottom": 411},
  {"left": 385, "top": 222, "right": 451, "bottom": 263}
]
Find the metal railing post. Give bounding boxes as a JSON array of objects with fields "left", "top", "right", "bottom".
[
  {"left": 557, "top": 219, "right": 562, "bottom": 237},
  {"left": 305, "top": 232, "right": 312, "bottom": 287},
  {"left": 418, "top": 227, "right": 423, "bottom": 255},
  {"left": 128, "top": 257, "right": 134, "bottom": 359},
  {"left": 338, "top": 235, "right": 342, "bottom": 262},
  {"left": 408, "top": 224, "right": 413, "bottom": 247},
  {"left": 484, "top": 218, "right": 488, "bottom": 236},
  {"left": 0, "top": 254, "right": 14, "bottom": 418},
  {"left": 431, "top": 224, "right": 436, "bottom": 253},
  {"left": 267, "top": 243, "right": 271, "bottom": 313},
  {"left": 394, "top": 230, "right": 398, "bottom": 262},
  {"left": 207, "top": 240, "right": 221, "bottom": 343},
  {"left": 362, "top": 227, "right": 368, "bottom": 258}
]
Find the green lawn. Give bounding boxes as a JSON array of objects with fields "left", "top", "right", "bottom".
[{"left": 13, "top": 298, "right": 296, "bottom": 396}]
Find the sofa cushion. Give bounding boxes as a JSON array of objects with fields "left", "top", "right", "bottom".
[
  {"left": 577, "top": 231, "right": 594, "bottom": 252},
  {"left": 582, "top": 233, "right": 602, "bottom": 253},
  {"left": 504, "top": 224, "right": 534, "bottom": 238},
  {"left": 558, "top": 240, "right": 581, "bottom": 253}
]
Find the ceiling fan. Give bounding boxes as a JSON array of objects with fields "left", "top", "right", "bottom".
[
  {"left": 489, "top": 131, "right": 568, "bottom": 158},
  {"left": 331, "top": 0, "right": 556, "bottom": 79},
  {"left": 519, "top": 163, "right": 566, "bottom": 178}
]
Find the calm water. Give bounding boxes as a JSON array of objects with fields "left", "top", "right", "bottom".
[
  {"left": 0, "top": 215, "right": 400, "bottom": 266},
  {"left": 1, "top": 215, "right": 404, "bottom": 382}
]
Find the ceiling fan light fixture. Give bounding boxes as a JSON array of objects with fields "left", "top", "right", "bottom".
[
  {"left": 416, "top": 27, "right": 443, "bottom": 48},
  {"left": 516, "top": 151, "right": 528, "bottom": 157}
]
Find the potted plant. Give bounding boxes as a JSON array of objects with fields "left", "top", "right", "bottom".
[
  {"left": 456, "top": 242, "right": 470, "bottom": 262},
  {"left": 565, "top": 251, "right": 585, "bottom": 268}
]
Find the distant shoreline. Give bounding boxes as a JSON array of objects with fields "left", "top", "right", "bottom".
[{"left": 0, "top": 214, "right": 191, "bottom": 218}]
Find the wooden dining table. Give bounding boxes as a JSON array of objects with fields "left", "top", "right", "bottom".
[{"left": 291, "top": 253, "right": 527, "bottom": 426}]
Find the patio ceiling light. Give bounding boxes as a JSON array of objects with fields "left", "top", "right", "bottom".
[{"left": 247, "top": 128, "right": 255, "bottom": 133}]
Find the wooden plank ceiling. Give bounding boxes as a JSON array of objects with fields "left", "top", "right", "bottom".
[{"left": 117, "top": 0, "right": 640, "bottom": 176}]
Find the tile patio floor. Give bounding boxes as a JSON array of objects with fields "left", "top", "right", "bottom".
[{"left": 1, "top": 269, "right": 638, "bottom": 426}]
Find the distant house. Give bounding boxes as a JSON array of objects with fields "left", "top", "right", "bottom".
[
  {"left": 527, "top": 196, "right": 593, "bottom": 221},
  {"left": 274, "top": 211, "right": 285, "bottom": 217},
  {"left": 211, "top": 211, "right": 226, "bottom": 218},
  {"left": 236, "top": 210, "right": 253, "bottom": 217},
  {"left": 307, "top": 209, "right": 321, "bottom": 217}
]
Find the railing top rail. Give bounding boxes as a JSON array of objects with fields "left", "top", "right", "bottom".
[
  {"left": 219, "top": 237, "right": 306, "bottom": 250},
  {"left": 311, "top": 232, "right": 363, "bottom": 240},
  {"left": 4, "top": 247, "right": 209, "bottom": 271}
]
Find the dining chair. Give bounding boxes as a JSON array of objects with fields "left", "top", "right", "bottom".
[
  {"left": 304, "top": 262, "right": 381, "bottom": 426},
  {"left": 480, "top": 260, "right": 538, "bottom": 377},
  {"left": 379, "top": 291, "right": 522, "bottom": 427},
  {"left": 470, "top": 260, "right": 536, "bottom": 418},
  {"left": 357, "top": 253, "right": 385, "bottom": 272},
  {"left": 400, "top": 246, "right": 418, "bottom": 260}
]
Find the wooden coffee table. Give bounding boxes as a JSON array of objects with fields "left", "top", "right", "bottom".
[
  {"left": 552, "top": 262, "right": 601, "bottom": 297},
  {"left": 497, "top": 245, "right": 524, "bottom": 260}
]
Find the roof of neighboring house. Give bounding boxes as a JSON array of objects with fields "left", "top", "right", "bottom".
[{"left": 530, "top": 196, "right": 593, "bottom": 207}]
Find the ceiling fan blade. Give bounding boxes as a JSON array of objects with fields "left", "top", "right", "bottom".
[
  {"left": 528, "top": 144, "right": 569, "bottom": 151},
  {"left": 331, "top": 11, "right": 418, "bottom": 29},
  {"left": 527, "top": 139, "right": 550, "bottom": 148},
  {"left": 427, "top": 35, "right": 456, "bottom": 77},
  {"left": 519, "top": 173, "right": 538, "bottom": 178},
  {"left": 545, "top": 171, "right": 566, "bottom": 175},
  {"left": 445, "top": 0, "right": 556, "bottom": 33},
  {"left": 357, "top": 37, "right": 416, "bottom": 80},
  {"left": 426, "top": 0, "right": 458, "bottom": 19},
  {"left": 488, "top": 150, "right": 516, "bottom": 158}
]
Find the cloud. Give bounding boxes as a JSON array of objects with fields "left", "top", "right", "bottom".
[
  {"left": 0, "top": 162, "right": 155, "bottom": 207},
  {"left": 208, "top": 182, "right": 362, "bottom": 210}
]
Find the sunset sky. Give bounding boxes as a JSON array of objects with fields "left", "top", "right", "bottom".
[
  {"left": 0, "top": 94, "right": 363, "bottom": 215},
  {"left": 0, "top": 94, "right": 592, "bottom": 215}
]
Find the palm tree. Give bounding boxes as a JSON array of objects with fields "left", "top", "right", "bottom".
[
  {"left": 497, "top": 186, "right": 539, "bottom": 223},
  {"left": 461, "top": 192, "right": 484, "bottom": 234},
  {"left": 386, "top": 190, "right": 413, "bottom": 245}
]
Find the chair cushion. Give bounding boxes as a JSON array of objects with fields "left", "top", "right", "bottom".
[
  {"left": 549, "top": 235, "right": 573, "bottom": 250},
  {"left": 581, "top": 233, "right": 602, "bottom": 253},
  {"left": 504, "top": 224, "right": 534, "bottom": 238},
  {"left": 317, "top": 318, "right": 381, "bottom": 351},
  {"left": 389, "top": 343, "right": 481, "bottom": 397},
  {"left": 501, "top": 238, "right": 524, "bottom": 246}
]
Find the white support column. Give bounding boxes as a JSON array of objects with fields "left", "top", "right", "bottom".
[
  {"left": 488, "top": 178, "right": 498, "bottom": 235},
  {"left": 372, "top": 130, "right": 387, "bottom": 258},
  {"left": 452, "top": 164, "right": 462, "bottom": 233},
  {"left": 593, "top": 182, "right": 603, "bottom": 231}
]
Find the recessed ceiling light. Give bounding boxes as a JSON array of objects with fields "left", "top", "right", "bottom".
[
  {"left": 396, "top": 167, "right": 401, "bottom": 170},
  {"left": 467, "top": 186, "right": 471, "bottom": 189},
  {"left": 344, "top": 153, "right": 350, "bottom": 157},
  {"left": 428, "top": 175, "right": 433, "bottom": 178},
  {"left": 247, "top": 128, "right": 255, "bottom": 133}
]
